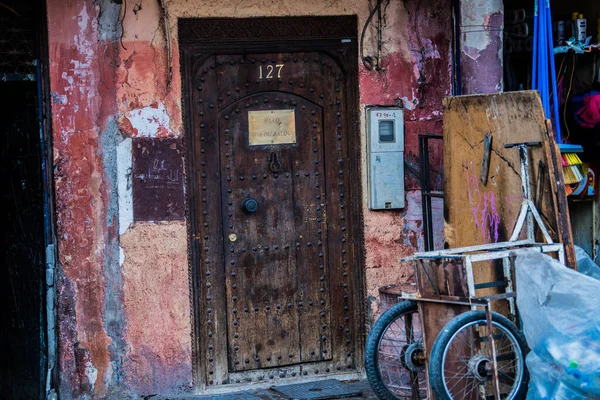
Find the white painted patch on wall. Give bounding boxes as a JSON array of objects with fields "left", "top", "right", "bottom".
[
  {"left": 400, "top": 96, "right": 418, "bottom": 110},
  {"left": 85, "top": 361, "right": 98, "bottom": 391},
  {"left": 61, "top": 71, "right": 74, "bottom": 89},
  {"left": 125, "top": 103, "right": 170, "bottom": 137},
  {"left": 119, "top": 246, "right": 126, "bottom": 267},
  {"left": 117, "top": 137, "right": 133, "bottom": 235},
  {"left": 103, "top": 361, "right": 113, "bottom": 390},
  {"left": 404, "top": 190, "right": 423, "bottom": 221}
]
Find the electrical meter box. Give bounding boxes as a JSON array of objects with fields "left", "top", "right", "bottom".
[{"left": 366, "top": 106, "right": 405, "bottom": 210}]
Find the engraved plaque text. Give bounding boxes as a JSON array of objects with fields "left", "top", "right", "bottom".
[{"left": 248, "top": 109, "right": 296, "bottom": 145}]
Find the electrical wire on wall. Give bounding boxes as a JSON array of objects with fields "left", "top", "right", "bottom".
[
  {"left": 360, "top": 0, "right": 429, "bottom": 107},
  {"left": 117, "top": 0, "right": 172, "bottom": 91},
  {"left": 413, "top": 0, "right": 426, "bottom": 107},
  {"left": 401, "top": 0, "right": 427, "bottom": 107},
  {"left": 119, "top": 0, "right": 127, "bottom": 50},
  {"left": 157, "top": 0, "right": 173, "bottom": 91},
  {"left": 360, "top": 0, "right": 385, "bottom": 71}
]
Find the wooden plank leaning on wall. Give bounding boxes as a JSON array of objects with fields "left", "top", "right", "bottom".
[{"left": 443, "top": 91, "right": 576, "bottom": 271}]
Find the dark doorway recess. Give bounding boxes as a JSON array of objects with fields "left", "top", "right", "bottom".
[
  {"left": 179, "top": 16, "right": 365, "bottom": 391},
  {"left": 1, "top": 0, "right": 55, "bottom": 398}
]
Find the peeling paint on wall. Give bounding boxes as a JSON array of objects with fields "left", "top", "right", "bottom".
[
  {"left": 121, "top": 103, "right": 171, "bottom": 138},
  {"left": 460, "top": 0, "right": 504, "bottom": 93}
]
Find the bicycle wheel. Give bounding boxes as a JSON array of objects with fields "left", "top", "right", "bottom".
[
  {"left": 365, "top": 301, "right": 427, "bottom": 400},
  {"left": 429, "top": 310, "right": 529, "bottom": 400}
]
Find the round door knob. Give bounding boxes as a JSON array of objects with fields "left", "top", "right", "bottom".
[{"left": 242, "top": 198, "right": 258, "bottom": 213}]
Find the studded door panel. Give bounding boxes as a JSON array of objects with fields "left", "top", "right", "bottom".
[
  {"left": 220, "top": 92, "right": 331, "bottom": 371},
  {"left": 191, "top": 51, "right": 357, "bottom": 384}
]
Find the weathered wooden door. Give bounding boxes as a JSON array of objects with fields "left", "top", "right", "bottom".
[
  {"left": 218, "top": 77, "right": 332, "bottom": 371},
  {"left": 181, "top": 16, "right": 363, "bottom": 388}
]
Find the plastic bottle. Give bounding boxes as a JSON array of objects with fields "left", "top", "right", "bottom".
[{"left": 576, "top": 14, "right": 587, "bottom": 43}]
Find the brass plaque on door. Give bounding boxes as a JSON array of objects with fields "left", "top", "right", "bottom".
[{"left": 248, "top": 109, "right": 296, "bottom": 145}]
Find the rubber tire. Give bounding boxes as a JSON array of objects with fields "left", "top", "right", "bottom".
[
  {"left": 365, "top": 300, "right": 420, "bottom": 400},
  {"left": 428, "top": 310, "right": 530, "bottom": 400}
]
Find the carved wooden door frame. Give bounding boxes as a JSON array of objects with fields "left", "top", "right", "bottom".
[{"left": 179, "top": 16, "right": 365, "bottom": 391}]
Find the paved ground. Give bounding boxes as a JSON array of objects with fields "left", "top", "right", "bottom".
[
  {"left": 154, "top": 379, "right": 380, "bottom": 400},
  {"left": 249, "top": 380, "right": 378, "bottom": 400}
]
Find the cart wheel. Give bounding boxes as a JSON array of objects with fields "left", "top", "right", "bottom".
[
  {"left": 429, "top": 311, "right": 529, "bottom": 400},
  {"left": 365, "top": 301, "right": 427, "bottom": 400}
]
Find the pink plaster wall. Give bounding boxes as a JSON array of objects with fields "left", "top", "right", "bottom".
[
  {"left": 120, "top": 221, "right": 192, "bottom": 394},
  {"left": 46, "top": 0, "right": 451, "bottom": 397}
]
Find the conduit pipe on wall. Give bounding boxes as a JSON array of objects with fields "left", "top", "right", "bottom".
[{"left": 158, "top": 0, "right": 173, "bottom": 90}]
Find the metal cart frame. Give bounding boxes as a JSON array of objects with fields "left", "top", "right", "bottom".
[{"left": 399, "top": 142, "right": 566, "bottom": 399}]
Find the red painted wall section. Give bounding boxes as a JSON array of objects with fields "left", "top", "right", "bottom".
[
  {"left": 47, "top": 1, "right": 115, "bottom": 397},
  {"left": 359, "top": 0, "right": 451, "bottom": 319}
]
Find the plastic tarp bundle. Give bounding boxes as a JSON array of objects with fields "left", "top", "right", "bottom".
[{"left": 516, "top": 251, "right": 600, "bottom": 399}]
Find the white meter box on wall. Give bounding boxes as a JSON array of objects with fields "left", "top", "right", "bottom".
[{"left": 366, "top": 106, "right": 405, "bottom": 210}]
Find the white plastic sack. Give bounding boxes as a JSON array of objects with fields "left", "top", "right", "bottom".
[
  {"left": 575, "top": 245, "right": 600, "bottom": 281},
  {"left": 516, "top": 251, "right": 600, "bottom": 400}
]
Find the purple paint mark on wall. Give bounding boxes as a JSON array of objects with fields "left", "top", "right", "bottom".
[
  {"left": 505, "top": 196, "right": 523, "bottom": 220},
  {"left": 466, "top": 163, "right": 500, "bottom": 243}
]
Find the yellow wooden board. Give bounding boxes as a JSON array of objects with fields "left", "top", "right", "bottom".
[{"left": 443, "top": 91, "right": 558, "bottom": 251}]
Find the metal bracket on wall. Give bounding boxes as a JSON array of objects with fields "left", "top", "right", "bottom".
[
  {"left": 480, "top": 132, "right": 492, "bottom": 185},
  {"left": 419, "top": 134, "right": 443, "bottom": 251}
]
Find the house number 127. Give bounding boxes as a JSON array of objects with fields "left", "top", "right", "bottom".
[{"left": 259, "top": 64, "right": 284, "bottom": 79}]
